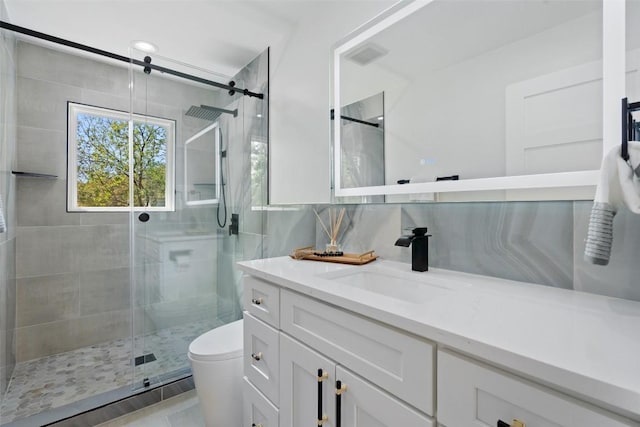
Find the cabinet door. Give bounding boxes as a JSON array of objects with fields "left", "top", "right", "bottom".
[
  {"left": 281, "top": 290, "right": 434, "bottom": 415},
  {"left": 280, "top": 334, "right": 336, "bottom": 427},
  {"left": 438, "top": 350, "right": 639, "bottom": 427},
  {"left": 336, "top": 366, "right": 434, "bottom": 427}
]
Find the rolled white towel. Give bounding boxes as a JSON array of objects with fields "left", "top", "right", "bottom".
[{"left": 584, "top": 141, "right": 640, "bottom": 265}]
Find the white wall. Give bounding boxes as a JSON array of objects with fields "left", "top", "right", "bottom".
[
  {"left": 388, "top": 10, "right": 602, "bottom": 186},
  {"left": 269, "top": 0, "right": 394, "bottom": 204}
]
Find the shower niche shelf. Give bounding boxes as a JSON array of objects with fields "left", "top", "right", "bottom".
[{"left": 12, "top": 170, "right": 58, "bottom": 179}]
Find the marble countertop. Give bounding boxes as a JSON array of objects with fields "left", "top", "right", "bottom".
[{"left": 237, "top": 256, "right": 640, "bottom": 421}]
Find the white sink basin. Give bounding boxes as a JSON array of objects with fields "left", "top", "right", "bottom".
[{"left": 319, "top": 264, "right": 465, "bottom": 303}]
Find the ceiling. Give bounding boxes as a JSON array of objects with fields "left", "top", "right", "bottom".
[{"left": 3, "top": 0, "right": 346, "bottom": 78}]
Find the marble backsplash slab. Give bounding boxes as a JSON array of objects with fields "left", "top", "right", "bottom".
[
  {"left": 401, "top": 202, "right": 574, "bottom": 288},
  {"left": 265, "top": 200, "right": 640, "bottom": 302}
]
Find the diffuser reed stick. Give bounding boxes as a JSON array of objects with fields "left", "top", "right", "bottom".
[{"left": 313, "top": 208, "right": 332, "bottom": 241}]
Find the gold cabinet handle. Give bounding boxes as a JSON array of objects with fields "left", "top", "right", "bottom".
[
  {"left": 251, "top": 297, "right": 264, "bottom": 305},
  {"left": 251, "top": 352, "right": 262, "bottom": 361},
  {"left": 252, "top": 424, "right": 263, "bottom": 427},
  {"left": 317, "top": 415, "right": 328, "bottom": 426}
]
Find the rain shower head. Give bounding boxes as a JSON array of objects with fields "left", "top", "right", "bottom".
[{"left": 185, "top": 105, "right": 238, "bottom": 121}]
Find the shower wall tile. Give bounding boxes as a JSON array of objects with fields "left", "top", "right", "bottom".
[
  {"left": 17, "top": 42, "right": 129, "bottom": 97},
  {"left": 67, "top": 224, "right": 130, "bottom": 272},
  {"left": 16, "top": 225, "right": 130, "bottom": 278},
  {"left": 79, "top": 211, "right": 128, "bottom": 226},
  {"left": 0, "top": 239, "right": 16, "bottom": 395},
  {"left": 17, "top": 273, "right": 79, "bottom": 327},
  {"left": 17, "top": 126, "right": 66, "bottom": 177},
  {"left": 17, "top": 76, "right": 81, "bottom": 131},
  {"left": 79, "top": 267, "right": 130, "bottom": 315},
  {"left": 401, "top": 202, "right": 574, "bottom": 288},
  {"left": 17, "top": 178, "right": 81, "bottom": 227},
  {"left": 573, "top": 201, "right": 640, "bottom": 301},
  {"left": 79, "top": 88, "right": 130, "bottom": 115},
  {"left": 0, "top": 242, "right": 6, "bottom": 394},
  {"left": 15, "top": 308, "right": 131, "bottom": 362},
  {"left": 17, "top": 226, "right": 75, "bottom": 277}
]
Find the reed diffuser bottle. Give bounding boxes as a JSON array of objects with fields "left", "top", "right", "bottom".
[{"left": 313, "top": 207, "right": 346, "bottom": 254}]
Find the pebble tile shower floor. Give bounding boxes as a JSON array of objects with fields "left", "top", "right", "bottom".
[{"left": 0, "top": 318, "right": 221, "bottom": 424}]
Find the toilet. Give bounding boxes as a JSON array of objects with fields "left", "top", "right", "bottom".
[{"left": 188, "top": 319, "right": 244, "bottom": 427}]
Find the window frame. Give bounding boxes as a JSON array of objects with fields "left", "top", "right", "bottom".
[{"left": 67, "top": 102, "right": 176, "bottom": 212}]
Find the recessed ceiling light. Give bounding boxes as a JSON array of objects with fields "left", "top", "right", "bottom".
[{"left": 132, "top": 40, "right": 158, "bottom": 53}]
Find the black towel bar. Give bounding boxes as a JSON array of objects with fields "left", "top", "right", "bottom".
[{"left": 621, "top": 97, "right": 640, "bottom": 161}]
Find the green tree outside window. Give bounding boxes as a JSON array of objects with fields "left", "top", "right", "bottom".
[{"left": 68, "top": 103, "right": 175, "bottom": 211}]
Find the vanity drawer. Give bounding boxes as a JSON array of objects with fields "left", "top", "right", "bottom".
[
  {"left": 243, "top": 275, "right": 280, "bottom": 328},
  {"left": 244, "top": 313, "right": 280, "bottom": 406},
  {"left": 437, "top": 350, "right": 639, "bottom": 427},
  {"left": 280, "top": 289, "right": 434, "bottom": 416},
  {"left": 243, "top": 376, "right": 279, "bottom": 427}
]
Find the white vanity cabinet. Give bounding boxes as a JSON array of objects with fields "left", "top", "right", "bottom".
[
  {"left": 242, "top": 275, "right": 435, "bottom": 427},
  {"left": 239, "top": 258, "right": 640, "bottom": 427}
]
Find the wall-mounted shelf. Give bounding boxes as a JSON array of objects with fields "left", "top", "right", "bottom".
[{"left": 11, "top": 170, "right": 58, "bottom": 179}]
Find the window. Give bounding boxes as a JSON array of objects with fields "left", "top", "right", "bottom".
[{"left": 67, "top": 102, "right": 175, "bottom": 212}]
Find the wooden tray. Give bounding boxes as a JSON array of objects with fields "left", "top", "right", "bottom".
[{"left": 290, "top": 247, "right": 378, "bottom": 265}]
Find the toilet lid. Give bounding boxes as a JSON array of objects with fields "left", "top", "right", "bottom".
[{"left": 188, "top": 319, "right": 243, "bottom": 361}]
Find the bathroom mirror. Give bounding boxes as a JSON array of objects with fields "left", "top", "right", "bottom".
[
  {"left": 334, "top": 0, "right": 603, "bottom": 201},
  {"left": 185, "top": 122, "right": 220, "bottom": 205}
]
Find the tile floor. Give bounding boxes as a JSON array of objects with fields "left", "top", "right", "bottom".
[
  {"left": 0, "top": 318, "right": 220, "bottom": 424},
  {"left": 96, "top": 390, "right": 205, "bottom": 427}
]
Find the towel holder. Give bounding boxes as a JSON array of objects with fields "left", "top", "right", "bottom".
[{"left": 621, "top": 97, "right": 640, "bottom": 161}]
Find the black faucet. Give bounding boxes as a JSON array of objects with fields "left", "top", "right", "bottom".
[{"left": 395, "top": 227, "right": 431, "bottom": 272}]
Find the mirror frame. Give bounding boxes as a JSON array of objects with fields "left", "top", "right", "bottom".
[
  {"left": 184, "top": 122, "right": 221, "bottom": 206},
  {"left": 333, "top": 0, "right": 600, "bottom": 199}
]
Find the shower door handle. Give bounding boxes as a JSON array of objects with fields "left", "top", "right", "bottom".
[{"left": 138, "top": 212, "right": 150, "bottom": 222}]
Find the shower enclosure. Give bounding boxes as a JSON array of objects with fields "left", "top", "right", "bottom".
[{"left": 0, "top": 21, "right": 268, "bottom": 426}]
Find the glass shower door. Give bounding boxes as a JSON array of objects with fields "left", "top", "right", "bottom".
[{"left": 128, "top": 49, "right": 245, "bottom": 390}]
